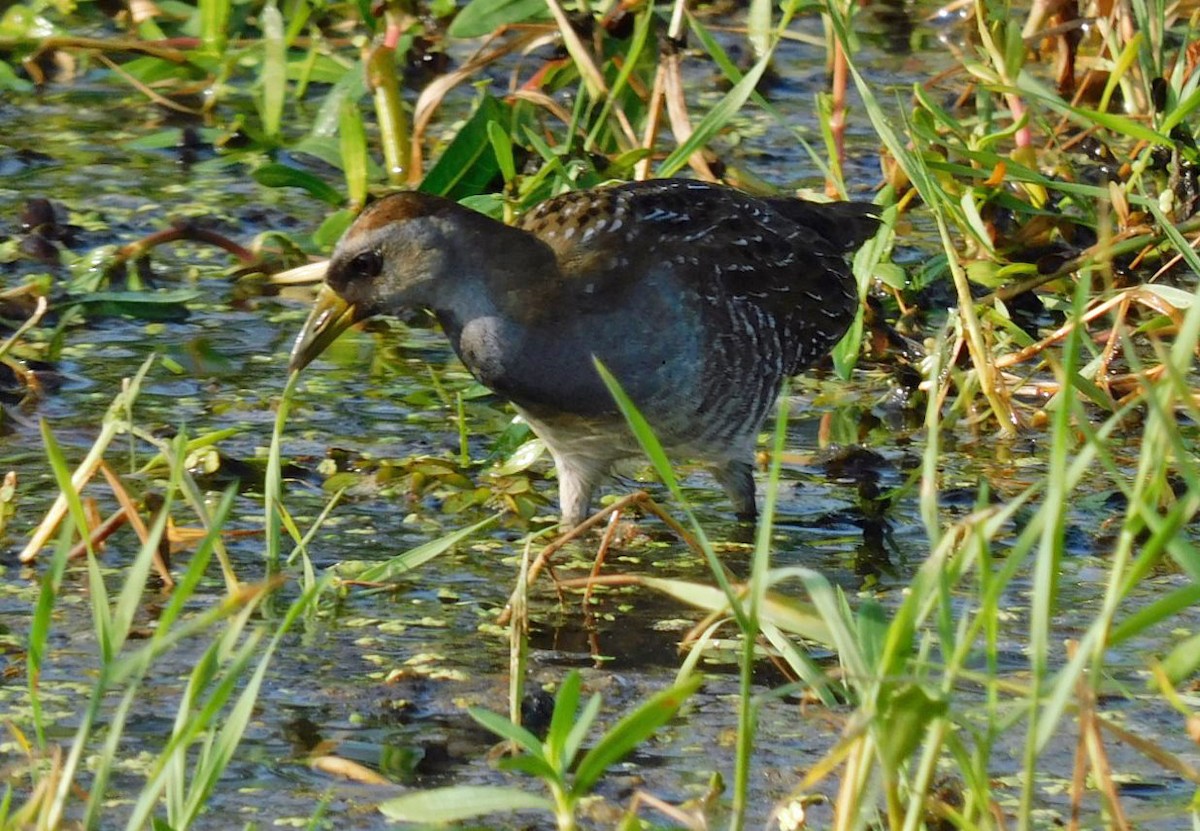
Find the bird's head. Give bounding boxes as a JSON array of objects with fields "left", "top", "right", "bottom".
[{"left": 288, "top": 192, "right": 464, "bottom": 374}]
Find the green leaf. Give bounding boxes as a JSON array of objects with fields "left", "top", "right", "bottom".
[
  {"left": 339, "top": 99, "right": 369, "bottom": 206},
  {"left": 0, "top": 58, "right": 35, "bottom": 92},
  {"left": 572, "top": 675, "right": 702, "bottom": 795},
  {"left": 656, "top": 52, "right": 773, "bottom": 178},
  {"left": 830, "top": 315, "right": 863, "bottom": 378},
  {"left": 491, "top": 436, "right": 544, "bottom": 475},
  {"left": 876, "top": 684, "right": 947, "bottom": 770},
  {"left": 419, "top": 95, "right": 507, "bottom": 200},
  {"left": 313, "top": 209, "right": 357, "bottom": 249},
  {"left": 380, "top": 785, "right": 553, "bottom": 822},
  {"left": 353, "top": 513, "right": 501, "bottom": 582},
  {"left": 67, "top": 290, "right": 200, "bottom": 322},
  {"left": 448, "top": 0, "right": 550, "bottom": 38},
  {"left": 637, "top": 576, "right": 833, "bottom": 646},
  {"left": 468, "top": 706, "right": 545, "bottom": 757},
  {"left": 545, "top": 671, "right": 582, "bottom": 766},
  {"left": 854, "top": 599, "right": 889, "bottom": 671},
  {"left": 562, "top": 692, "right": 602, "bottom": 770},
  {"left": 1141, "top": 283, "right": 1195, "bottom": 310},
  {"left": 253, "top": 163, "right": 344, "bottom": 206},
  {"left": 1111, "top": 583, "right": 1200, "bottom": 645},
  {"left": 487, "top": 120, "right": 516, "bottom": 184},
  {"left": 496, "top": 753, "right": 560, "bottom": 782},
  {"left": 1014, "top": 72, "right": 1170, "bottom": 146},
  {"left": 258, "top": 1, "right": 285, "bottom": 142},
  {"left": 1156, "top": 621, "right": 1200, "bottom": 688}
]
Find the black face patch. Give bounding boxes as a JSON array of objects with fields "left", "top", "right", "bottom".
[
  {"left": 328, "top": 248, "right": 382, "bottom": 293},
  {"left": 348, "top": 249, "right": 383, "bottom": 279}
]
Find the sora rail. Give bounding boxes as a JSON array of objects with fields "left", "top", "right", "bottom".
[{"left": 290, "top": 179, "right": 879, "bottom": 527}]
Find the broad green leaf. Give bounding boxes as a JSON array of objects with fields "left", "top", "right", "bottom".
[
  {"left": 253, "top": 163, "right": 344, "bottom": 206},
  {"left": 448, "top": 0, "right": 550, "bottom": 38},
  {"left": 572, "top": 674, "right": 702, "bottom": 795},
  {"left": 67, "top": 291, "right": 200, "bottom": 322},
  {"left": 876, "top": 684, "right": 947, "bottom": 770},
  {"left": 380, "top": 785, "right": 552, "bottom": 822},
  {"left": 468, "top": 706, "right": 545, "bottom": 757},
  {"left": 420, "top": 95, "right": 507, "bottom": 200},
  {"left": 313, "top": 209, "right": 357, "bottom": 248},
  {"left": 492, "top": 437, "right": 544, "bottom": 476}
]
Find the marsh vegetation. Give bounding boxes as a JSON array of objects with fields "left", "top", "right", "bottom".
[{"left": 2, "top": 0, "right": 1200, "bottom": 828}]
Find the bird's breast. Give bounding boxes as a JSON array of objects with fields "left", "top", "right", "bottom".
[{"left": 446, "top": 301, "right": 704, "bottom": 423}]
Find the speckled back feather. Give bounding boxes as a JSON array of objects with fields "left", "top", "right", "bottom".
[{"left": 518, "top": 179, "right": 878, "bottom": 373}]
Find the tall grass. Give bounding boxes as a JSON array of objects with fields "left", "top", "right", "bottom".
[{"left": 4, "top": 364, "right": 326, "bottom": 829}]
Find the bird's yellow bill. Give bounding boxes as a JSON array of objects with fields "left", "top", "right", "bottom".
[
  {"left": 289, "top": 285, "right": 360, "bottom": 373},
  {"left": 270, "top": 259, "right": 330, "bottom": 286}
]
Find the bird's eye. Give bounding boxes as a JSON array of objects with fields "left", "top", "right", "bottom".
[{"left": 348, "top": 249, "right": 383, "bottom": 279}]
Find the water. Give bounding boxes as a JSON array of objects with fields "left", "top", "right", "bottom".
[{"left": 3, "top": 6, "right": 1199, "bottom": 828}]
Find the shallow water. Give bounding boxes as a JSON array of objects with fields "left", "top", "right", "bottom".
[{"left": 3, "top": 6, "right": 1199, "bottom": 829}]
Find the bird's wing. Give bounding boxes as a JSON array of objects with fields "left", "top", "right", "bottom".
[{"left": 516, "top": 180, "right": 875, "bottom": 316}]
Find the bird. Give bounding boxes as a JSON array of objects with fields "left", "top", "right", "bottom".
[{"left": 289, "top": 178, "right": 879, "bottom": 527}]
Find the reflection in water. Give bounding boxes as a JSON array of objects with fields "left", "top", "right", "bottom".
[{"left": 869, "top": 0, "right": 917, "bottom": 56}]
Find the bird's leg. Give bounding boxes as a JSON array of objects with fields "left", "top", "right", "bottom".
[
  {"left": 551, "top": 452, "right": 600, "bottom": 528},
  {"left": 711, "top": 459, "right": 758, "bottom": 522}
]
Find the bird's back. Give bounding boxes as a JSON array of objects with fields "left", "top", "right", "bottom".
[
  {"left": 489, "top": 179, "right": 879, "bottom": 455},
  {"left": 518, "top": 179, "right": 874, "bottom": 374}
]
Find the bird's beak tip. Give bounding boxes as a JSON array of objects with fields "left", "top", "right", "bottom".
[{"left": 288, "top": 285, "right": 359, "bottom": 374}]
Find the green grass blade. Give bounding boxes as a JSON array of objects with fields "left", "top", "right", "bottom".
[
  {"left": 339, "top": 98, "right": 369, "bottom": 207},
  {"left": 655, "top": 52, "right": 773, "bottom": 178},
  {"left": 562, "top": 692, "right": 602, "bottom": 771},
  {"left": 353, "top": 512, "right": 502, "bottom": 582},
  {"left": 545, "top": 670, "right": 583, "bottom": 768},
  {"left": 759, "top": 621, "right": 837, "bottom": 705},
  {"left": 1013, "top": 72, "right": 1169, "bottom": 145},
  {"left": 26, "top": 519, "right": 72, "bottom": 749},
  {"left": 259, "top": 1, "right": 285, "bottom": 142},
  {"left": 39, "top": 419, "right": 113, "bottom": 659},
  {"left": 181, "top": 582, "right": 320, "bottom": 824},
  {"left": 267, "top": 327, "right": 302, "bottom": 574},
  {"left": 592, "top": 360, "right": 745, "bottom": 625},
  {"left": 768, "top": 566, "right": 868, "bottom": 682},
  {"left": 487, "top": 120, "right": 516, "bottom": 184}
]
